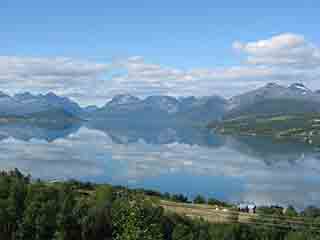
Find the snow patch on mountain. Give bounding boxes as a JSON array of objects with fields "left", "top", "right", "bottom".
[
  {"left": 144, "top": 96, "right": 180, "bottom": 114},
  {"left": 107, "top": 94, "right": 141, "bottom": 106},
  {"left": 289, "top": 83, "right": 311, "bottom": 93}
]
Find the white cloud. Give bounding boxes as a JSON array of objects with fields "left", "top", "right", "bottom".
[
  {"left": 107, "top": 34, "right": 320, "bottom": 99},
  {"left": 108, "top": 53, "right": 320, "bottom": 99},
  {"left": 0, "top": 33, "right": 319, "bottom": 105},
  {"left": 233, "top": 33, "right": 320, "bottom": 68},
  {"left": 0, "top": 56, "right": 110, "bottom": 105}
]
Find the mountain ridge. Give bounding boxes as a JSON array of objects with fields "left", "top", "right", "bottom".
[
  {"left": 225, "top": 82, "right": 320, "bottom": 119},
  {"left": 0, "top": 82, "right": 319, "bottom": 124}
]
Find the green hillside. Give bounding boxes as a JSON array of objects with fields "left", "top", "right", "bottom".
[
  {"left": 209, "top": 113, "right": 320, "bottom": 145},
  {"left": 1, "top": 169, "right": 320, "bottom": 240}
]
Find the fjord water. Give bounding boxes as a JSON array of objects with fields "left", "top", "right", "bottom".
[{"left": 0, "top": 121, "right": 319, "bottom": 209}]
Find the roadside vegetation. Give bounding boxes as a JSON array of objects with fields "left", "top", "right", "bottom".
[{"left": 1, "top": 169, "right": 320, "bottom": 240}]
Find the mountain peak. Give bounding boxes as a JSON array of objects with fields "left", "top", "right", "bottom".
[
  {"left": 108, "top": 94, "right": 140, "bottom": 106},
  {"left": 14, "top": 92, "right": 34, "bottom": 101},
  {"left": 289, "top": 83, "right": 310, "bottom": 92},
  {"left": 144, "top": 96, "right": 180, "bottom": 114},
  {"left": 145, "top": 95, "right": 178, "bottom": 102},
  {"left": 264, "top": 82, "right": 282, "bottom": 88},
  {"left": 45, "top": 92, "right": 59, "bottom": 98},
  {"left": 0, "top": 91, "right": 10, "bottom": 98}
]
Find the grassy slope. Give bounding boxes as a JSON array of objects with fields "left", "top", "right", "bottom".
[
  {"left": 75, "top": 186, "right": 320, "bottom": 232},
  {"left": 209, "top": 113, "right": 320, "bottom": 145}
]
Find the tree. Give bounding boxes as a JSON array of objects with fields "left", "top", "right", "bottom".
[
  {"left": 112, "top": 196, "right": 163, "bottom": 240},
  {"left": 0, "top": 199, "right": 10, "bottom": 240},
  {"left": 172, "top": 224, "right": 194, "bottom": 240},
  {"left": 54, "top": 187, "right": 82, "bottom": 240},
  {"left": 193, "top": 195, "right": 206, "bottom": 204},
  {"left": 17, "top": 184, "right": 59, "bottom": 240},
  {"left": 285, "top": 205, "right": 298, "bottom": 217},
  {"left": 171, "top": 194, "right": 188, "bottom": 203},
  {"left": 6, "top": 178, "right": 27, "bottom": 239}
]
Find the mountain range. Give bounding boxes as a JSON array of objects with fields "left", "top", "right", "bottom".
[
  {"left": 89, "top": 94, "right": 227, "bottom": 124},
  {"left": 0, "top": 91, "right": 81, "bottom": 116},
  {"left": 0, "top": 82, "right": 320, "bottom": 125},
  {"left": 225, "top": 83, "right": 320, "bottom": 119},
  {"left": 86, "top": 82, "right": 320, "bottom": 123}
]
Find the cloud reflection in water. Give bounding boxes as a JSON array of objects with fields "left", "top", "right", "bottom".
[{"left": 0, "top": 125, "right": 319, "bottom": 209}]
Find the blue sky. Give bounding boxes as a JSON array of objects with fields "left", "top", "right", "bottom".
[{"left": 0, "top": 1, "right": 319, "bottom": 105}]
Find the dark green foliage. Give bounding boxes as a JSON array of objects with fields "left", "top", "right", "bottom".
[
  {"left": 0, "top": 169, "right": 319, "bottom": 240},
  {"left": 285, "top": 206, "right": 298, "bottom": 217},
  {"left": 301, "top": 206, "right": 320, "bottom": 218},
  {"left": 207, "top": 198, "right": 230, "bottom": 207},
  {"left": 112, "top": 196, "right": 163, "bottom": 240},
  {"left": 170, "top": 193, "right": 189, "bottom": 203},
  {"left": 193, "top": 194, "right": 206, "bottom": 204},
  {"left": 257, "top": 205, "right": 284, "bottom": 216}
]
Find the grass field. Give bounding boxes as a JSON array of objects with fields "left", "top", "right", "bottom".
[{"left": 159, "top": 200, "right": 320, "bottom": 232}]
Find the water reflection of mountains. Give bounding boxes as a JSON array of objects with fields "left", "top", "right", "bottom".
[
  {"left": 0, "top": 121, "right": 221, "bottom": 146},
  {"left": 87, "top": 120, "right": 224, "bottom": 147},
  {"left": 88, "top": 121, "right": 317, "bottom": 163},
  {"left": 225, "top": 135, "right": 318, "bottom": 165},
  {"left": 0, "top": 120, "right": 317, "bottom": 165},
  {"left": 0, "top": 123, "right": 81, "bottom": 142}
]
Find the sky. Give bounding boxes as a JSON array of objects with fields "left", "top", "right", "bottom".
[{"left": 0, "top": 0, "right": 319, "bottom": 106}]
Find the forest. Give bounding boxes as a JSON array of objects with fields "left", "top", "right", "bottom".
[{"left": 0, "top": 169, "right": 319, "bottom": 240}]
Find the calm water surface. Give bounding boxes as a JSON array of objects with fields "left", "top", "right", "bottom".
[{"left": 0, "top": 121, "right": 319, "bottom": 209}]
